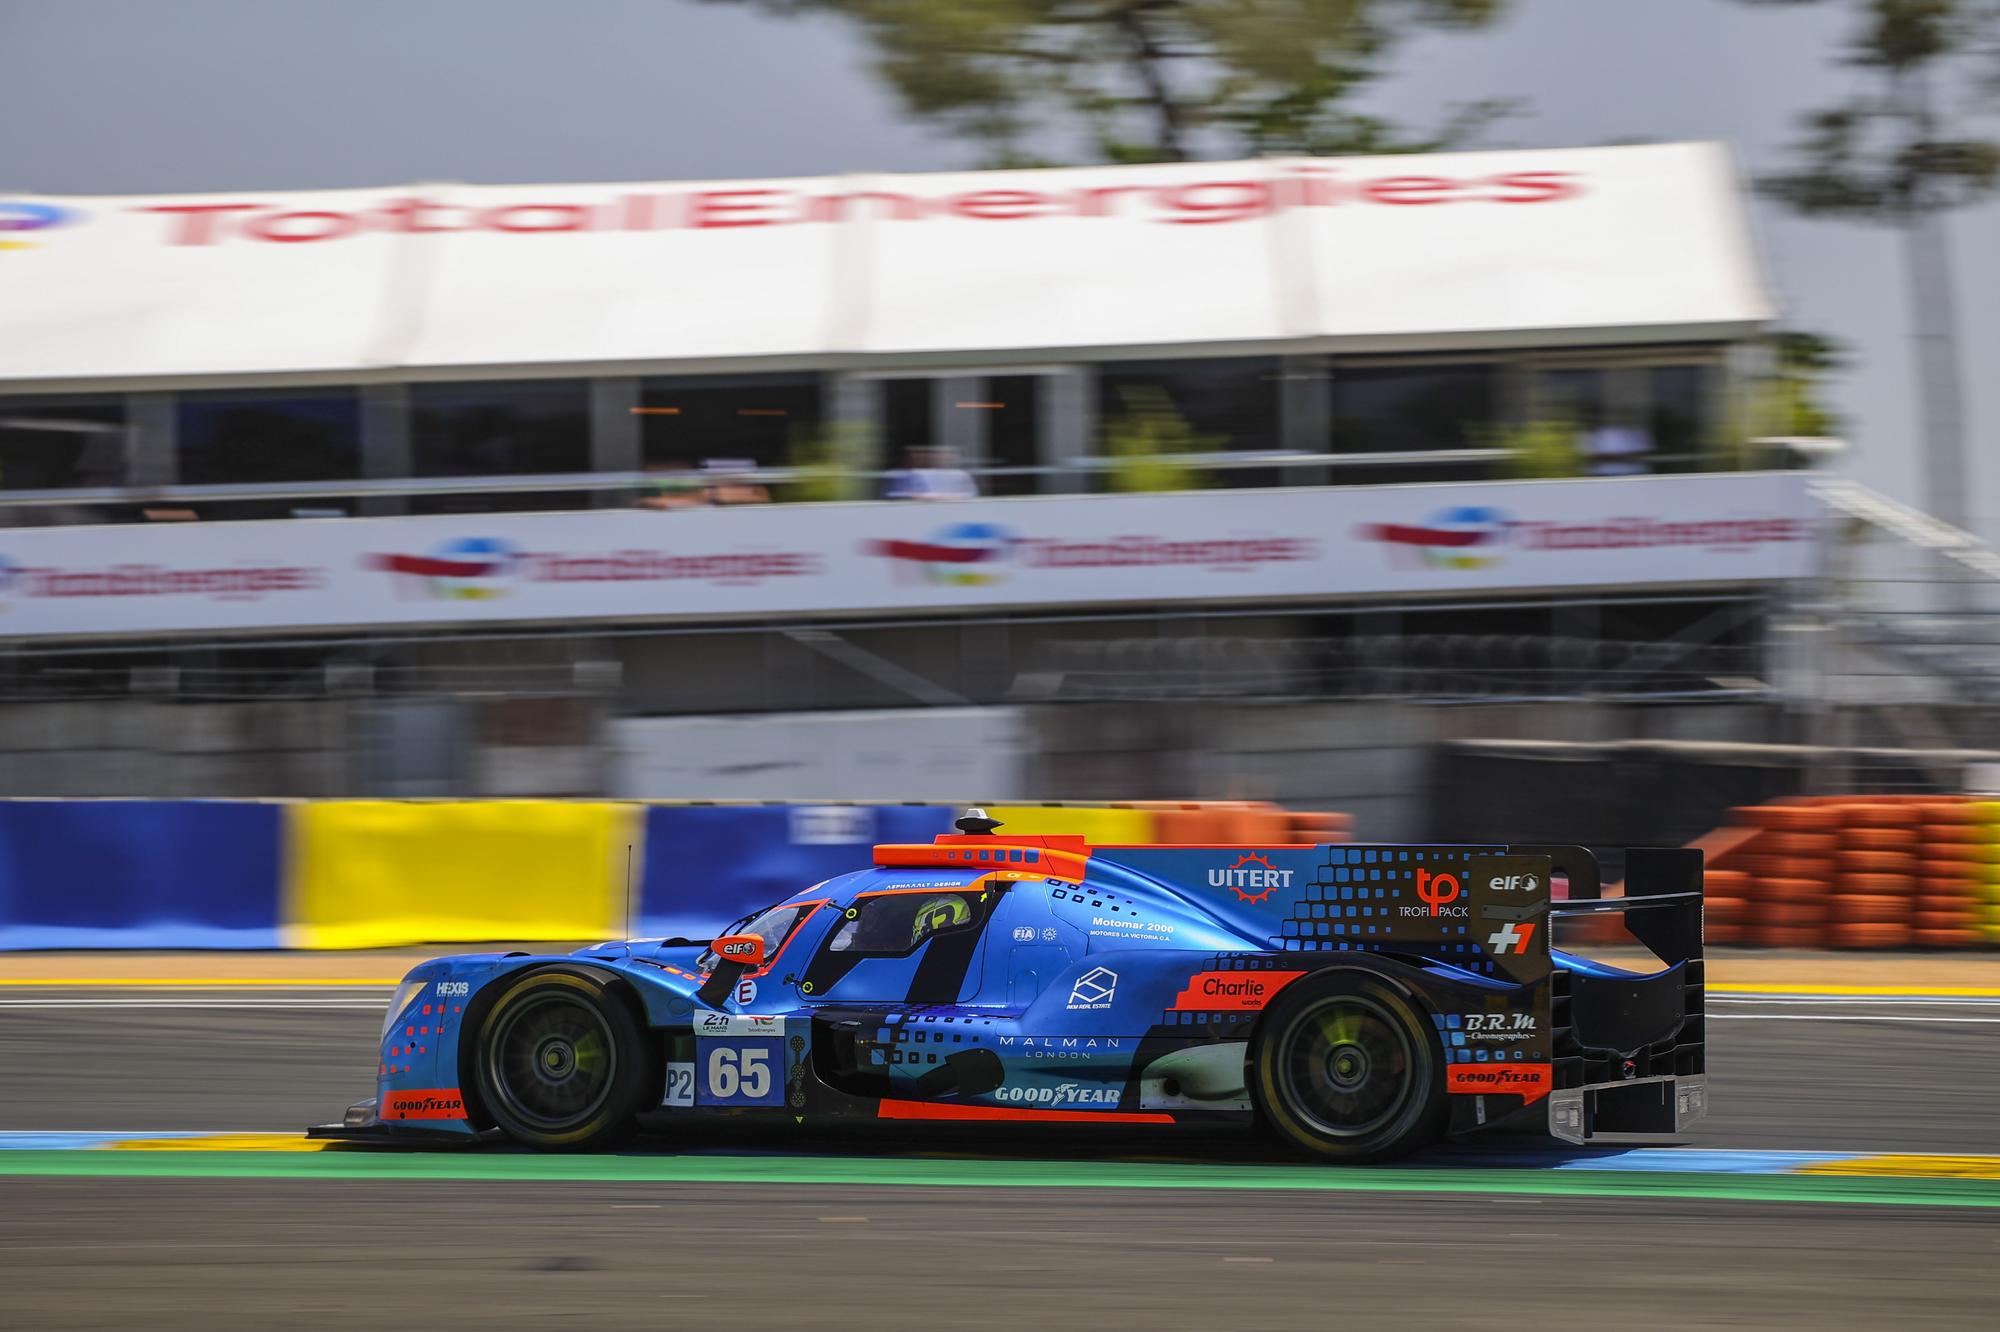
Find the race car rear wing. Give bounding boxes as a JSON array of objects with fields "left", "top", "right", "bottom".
[{"left": 1524, "top": 845, "right": 1705, "bottom": 1143}]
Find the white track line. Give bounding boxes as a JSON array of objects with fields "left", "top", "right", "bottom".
[
  {"left": 1709, "top": 1013, "right": 2000, "bottom": 1024},
  {"left": 1709, "top": 996, "right": 2000, "bottom": 1007}
]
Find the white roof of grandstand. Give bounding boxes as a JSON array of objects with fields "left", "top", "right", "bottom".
[{"left": 0, "top": 141, "right": 1772, "bottom": 389}]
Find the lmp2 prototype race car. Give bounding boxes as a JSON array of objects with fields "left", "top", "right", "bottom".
[{"left": 315, "top": 811, "right": 1707, "bottom": 1161}]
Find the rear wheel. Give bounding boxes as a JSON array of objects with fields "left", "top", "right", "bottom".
[
  {"left": 1251, "top": 972, "right": 1444, "bottom": 1162},
  {"left": 474, "top": 969, "right": 652, "bottom": 1150}
]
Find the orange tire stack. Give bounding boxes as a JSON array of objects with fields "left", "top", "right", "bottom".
[
  {"left": 1139, "top": 802, "right": 1353, "bottom": 846},
  {"left": 1285, "top": 810, "right": 1351, "bottom": 845},
  {"left": 1702, "top": 869, "right": 1751, "bottom": 946},
  {"left": 1911, "top": 798, "right": 1982, "bottom": 949},
  {"left": 1826, "top": 802, "right": 1918, "bottom": 949},
  {"left": 1730, "top": 803, "right": 1839, "bottom": 948}
]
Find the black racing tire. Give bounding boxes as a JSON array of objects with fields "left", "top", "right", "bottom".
[
  {"left": 1251, "top": 971, "right": 1445, "bottom": 1163},
  {"left": 473, "top": 968, "right": 654, "bottom": 1150}
]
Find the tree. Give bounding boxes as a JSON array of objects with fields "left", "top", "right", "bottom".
[
  {"left": 707, "top": 1, "right": 1512, "bottom": 164},
  {"left": 1742, "top": 1, "right": 2000, "bottom": 534},
  {"left": 1762, "top": 329, "right": 1850, "bottom": 440}
]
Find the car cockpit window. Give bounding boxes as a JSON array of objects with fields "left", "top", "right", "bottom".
[
  {"left": 828, "top": 891, "right": 980, "bottom": 956},
  {"left": 698, "top": 903, "right": 806, "bottom": 971}
]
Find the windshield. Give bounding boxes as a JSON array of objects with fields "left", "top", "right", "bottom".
[{"left": 698, "top": 903, "right": 808, "bottom": 972}]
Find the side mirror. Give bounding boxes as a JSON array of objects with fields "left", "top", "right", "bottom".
[{"left": 710, "top": 934, "right": 766, "bottom": 969}]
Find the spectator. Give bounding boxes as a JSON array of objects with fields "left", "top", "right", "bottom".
[
  {"left": 638, "top": 462, "right": 706, "bottom": 510},
  {"left": 1584, "top": 409, "right": 1654, "bottom": 477},
  {"left": 701, "top": 457, "right": 771, "bottom": 505},
  {"left": 883, "top": 446, "right": 977, "bottom": 501}
]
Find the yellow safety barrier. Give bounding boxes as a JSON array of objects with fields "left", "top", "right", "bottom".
[
  {"left": 987, "top": 805, "right": 1155, "bottom": 844},
  {"left": 285, "top": 801, "right": 637, "bottom": 950}
]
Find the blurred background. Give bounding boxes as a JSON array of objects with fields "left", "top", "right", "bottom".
[{"left": 1, "top": 0, "right": 1998, "bottom": 870}]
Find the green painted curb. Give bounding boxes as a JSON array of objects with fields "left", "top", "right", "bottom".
[{"left": 3, "top": 1150, "right": 1998, "bottom": 1208}]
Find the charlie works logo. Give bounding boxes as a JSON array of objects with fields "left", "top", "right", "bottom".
[
  {"left": 0, "top": 202, "right": 80, "bottom": 251},
  {"left": 365, "top": 536, "right": 520, "bottom": 600},
  {"left": 1361, "top": 506, "right": 1512, "bottom": 570},
  {"left": 865, "top": 522, "right": 1016, "bottom": 586}
]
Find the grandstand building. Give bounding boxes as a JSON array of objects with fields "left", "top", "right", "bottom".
[{"left": 0, "top": 142, "right": 1822, "bottom": 818}]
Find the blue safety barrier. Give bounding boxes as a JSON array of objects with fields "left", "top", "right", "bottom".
[
  {"left": 0, "top": 800, "right": 284, "bottom": 950},
  {"left": 638, "top": 804, "right": 957, "bottom": 939}
]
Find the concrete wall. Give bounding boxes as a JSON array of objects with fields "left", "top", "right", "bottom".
[
  {"left": 609, "top": 708, "right": 1028, "bottom": 800},
  {"left": 1019, "top": 698, "right": 1792, "bottom": 840},
  {"left": 0, "top": 697, "right": 602, "bottom": 798}
]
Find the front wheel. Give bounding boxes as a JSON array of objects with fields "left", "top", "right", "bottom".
[
  {"left": 473, "top": 969, "right": 653, "bottom": 1150},
  {"left": 1251, "top": 971, "right": 1445, "bottom": 1162}
]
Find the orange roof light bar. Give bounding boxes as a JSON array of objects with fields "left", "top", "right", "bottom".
[{"left": 873, "top": 835, "right": 1092, "bottom": 881}]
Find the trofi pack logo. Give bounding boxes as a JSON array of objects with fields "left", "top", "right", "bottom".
[
  {"left": 865, "top": 522, "right": 1015, "bottom": 586},
  {"left": 1362, "top": 506, "right": 1512, "bottom": 570},
  {"left": 0, "top": 554, "right": 15, "bottom": 610},
  {"left": 0, "top": 202, "right": 80, "bottom": 251},
  {"left": 366, "top": 536, "right": 520, "bottom": 600}
]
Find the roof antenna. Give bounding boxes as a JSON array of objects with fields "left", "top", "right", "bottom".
[
  {"left": 955, "top": 807, "right": 1003, "bottom": 836},
  {"left": 625, "top": 843, "right": 637, "bottom": 940}
]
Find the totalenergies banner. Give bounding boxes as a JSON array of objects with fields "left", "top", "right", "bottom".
[
  {"left": 0, "top": 473, "right": 1815, "bottom": 641},
  {"left": 0, "top": 142, "right": 1768, "bottom": 382}
]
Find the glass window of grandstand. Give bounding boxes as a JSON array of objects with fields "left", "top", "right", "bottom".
[
  {"left": 1096, "top": 357, "right": 1281, "bottom": 490},
  {"left": 636, "top": 373, "right": 821, "bottom": 504},
  {"left": 409, "top": 379, "right": 591, "bottom": 514},
  {"left": 878, "top": 377, "right": 932, "bottom": 471},
  {"left": 980, "top": 376, "right": 1043, "bottom": 497},
  {"left": 176, "top": 388, "right": 362, "bottom": 520},
  {"left": 1327, "top": 360, "right": 1501, "bottom": 484},
  {"left": 0, "top": 396, "right": 125, "bottom": 491},
  {"left": 1646, "top": 364, "right": 1719, "bottom": 472},
  {"left": 1530, "top": 362, "right": 1720, "bottom": 478}
]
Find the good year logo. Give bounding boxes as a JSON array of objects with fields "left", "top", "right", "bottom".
[{"left": 992, "top": 1083, "right": 1120, "bottom": 1106}]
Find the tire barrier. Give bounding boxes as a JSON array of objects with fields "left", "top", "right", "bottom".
[
  {"left": 0, "top": 798, "right": 1348, "bottom": 951},
  {"left": 1700, "top": 795, "right": 1995, "bottom": 950}
]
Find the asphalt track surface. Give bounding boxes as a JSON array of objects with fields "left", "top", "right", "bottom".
[{"left": 4, "top": 989, "right": 1999, "bottom": 1330}]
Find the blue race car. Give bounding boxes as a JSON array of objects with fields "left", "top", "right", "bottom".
[{"left": 314, "top": 810, "right": 1706, "bottom": 1161}]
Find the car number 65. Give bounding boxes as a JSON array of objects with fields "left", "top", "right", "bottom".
[{"left": 700, "top": 1032, "right": 784, "bottom": 1104}]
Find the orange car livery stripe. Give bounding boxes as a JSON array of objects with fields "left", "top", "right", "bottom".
[{"left": 876, "top": 1099, "right": 1174, "bottom": 1125}]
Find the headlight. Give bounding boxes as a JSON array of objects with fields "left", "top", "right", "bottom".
[{"left": 380, "top": 978, "right": 428, "bottom": 1041}]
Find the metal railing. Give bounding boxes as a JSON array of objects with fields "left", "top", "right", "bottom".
[{"left": 0, "top": 446, "right": 1755, "bottom": 513}]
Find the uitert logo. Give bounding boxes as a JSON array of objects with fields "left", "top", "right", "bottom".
[
  {"left": 366, "top": 536, "right": 520, "bottom": 600},
  {"left": 1361, "top": 506, "right": 1512, "bottom": 570},
  {"left": 1208, "top": 852, "right": 1293, "bottom": 904},
  {"left": 0, "top": 202, "right": 79, "bottom": 251},
  {"left": 865, "top": 522, "right": 1016, "bottom": 586}
]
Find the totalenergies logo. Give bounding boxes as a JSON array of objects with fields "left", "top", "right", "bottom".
[
  {"left": 1362, "top": 506, "right": 1512, "bottom": 570},
  {"left": 0, "top": 202, "right": 79, "bottom": 251},
  {"left": 866, "top": 522, "right": 1015, "bottom": 586},
  {"left": 366, "top": 536, "right": 520, "bottom": 600}
]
